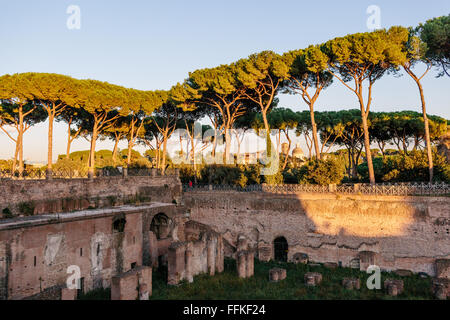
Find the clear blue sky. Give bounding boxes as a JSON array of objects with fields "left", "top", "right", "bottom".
[{"left": 0, "top": 0, "right": 449, "bottom": 162}]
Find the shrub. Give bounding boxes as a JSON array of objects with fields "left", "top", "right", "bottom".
[
  {"left": 296, "top": 158, "right": 345, "bottom": 185},
  {"left": 358, "top": 150, "right": 450, "bottom": 183}
]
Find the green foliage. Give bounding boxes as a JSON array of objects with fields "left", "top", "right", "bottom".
[
  {"left": 357, "top": 151, "right": 450, "bottom": 183},
  {"left": 264, "top": 170, "right": 284, "bottom": 185},
  {"left": 297, "top": 158, "right": 345, "bottom": 185},
  {"left": 417, "top": 14, "right": 450, "bottom": 77},
  {"left": 18, "top": 201, "right": 35, "bottom": 216}
]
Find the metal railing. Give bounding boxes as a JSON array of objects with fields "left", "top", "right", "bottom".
[
  {"left": 0, "top": 167, "right": 179, "bottom": 180},
  {"left": 183, "top": 182, "right": 450, "bottom": 196}
]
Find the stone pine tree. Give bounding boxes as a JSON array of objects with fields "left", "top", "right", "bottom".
[
  {"left": 72, "top": 79, "right": 126, "bottom": 178},
  {"left": 417, "top": 14, "right": 450, "bottom": 77},
  {"left": 24, "top": 73, "right": 78, "bottom": 178},
  {"left": 150, "top": 90, "right": 184, "bottom": 174},
  {"left": 403, "top": 19, "right": 449, "bottom": 182},
  {"left": 322, "top": 27, "right": 409, "bottom": 184},
  {"left": 283, "top": 46, "right": 333, "bottom": 160},
  {"left": 171, "top": 64, "right": 254, "bottom": 164},
  {"left": 121, "top": 89, "right": 162, "bottom": 167},
  {"left": 0, "top": 74, "right": 47, "bottom": 176},
  {"left": 234, "top": 51, "right": 288, "bottom": 175},
  {"left": 56, "top": 105, "right": 84, "bottom": 160}
]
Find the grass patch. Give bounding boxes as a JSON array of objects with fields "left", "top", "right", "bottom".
[
  {"left": 81, "top": 259, "right": 434, "bottom": 300},
  {"left": 150, "top": 259, "right": 434, "bottom": 300}
]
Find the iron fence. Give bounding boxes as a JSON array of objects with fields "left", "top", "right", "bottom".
[
  {"left": 183, "top": 182, "right": 450, "bottom": 196},
  {"left": 0, "top": 167, "right": 178, "bottom": 180}
]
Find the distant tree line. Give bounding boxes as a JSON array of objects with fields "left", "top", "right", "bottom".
[{"left": 0, "top": 15, "right": 448, "bottom": 183}]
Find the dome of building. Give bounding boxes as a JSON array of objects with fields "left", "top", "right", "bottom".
[{"left": 292, "top": 143, "right": 305, "bottom": 159}]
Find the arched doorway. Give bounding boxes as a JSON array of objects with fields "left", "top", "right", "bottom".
[
  {"left": 150, "top": 213, "right": 170, "bottom": 240},
  {"left": 273, "top": 237, "right": 288, "bottom": 262}
]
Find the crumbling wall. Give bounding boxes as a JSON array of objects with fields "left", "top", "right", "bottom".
[
  {"left": 111, "top": 266, "right": 152, "bottom": 300},
  {"left": 184, "top": 191, "right": 450, "bottom": 276},
  {"left": 0, "top": 203, "right": 180, "bottom": 300},
  {"left": 167, "top": 222, "right": 224, "bottom": 285},
  {"left": 0, "top": 175, "right": 182, "bottom": 218}
]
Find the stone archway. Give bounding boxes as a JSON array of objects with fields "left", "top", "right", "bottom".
[
  {"left": 150, "top": 213, "right": 170, "bottom": 240},
  {"left": 273, "top": 236, "right": 288, "bottom": 262}
]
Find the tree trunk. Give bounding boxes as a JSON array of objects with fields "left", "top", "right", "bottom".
[
  {"left": 127, "top": 139, "right": 133, "bottom": 166},
  {"left": 18, "top": 110, "right": 24, "bottom": 177},
  {"left": 310, "top": 108, "right": 321, "bottom": 160},
  {"left": 282, "top": 131, "right": 291, "bottom": 170},
  {"left": 361, "top": 113, "right": 375, "bottom": 184},
  {"left": 261, "top": 111, "right": 272, "bottom": 157},
  {"left": 416, "top": 81, "right": 433, "bottom": 183},
  {"left": 88, "top": 123, "right": 98, "bottom": 178},
  {"left": 112, "top": 136, "right": 119, "bottom": 165},
  {"left": 47, "top": 112, "right": 54, "bottom": 177},
  {"left": 162, "top": 131, "right": 168, "bottom": 174},
  {"left": 12, "top": 139, "right": 19, "bottom": 174},
  {"left": 224, "top": 127, "right": 231, "bottom": 164},
  {"left": 66, "top": 124, "right": 72, "bottom": 160}
]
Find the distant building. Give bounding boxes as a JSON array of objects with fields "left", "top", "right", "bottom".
[{"left": 292, "top": 144, "right": 306, "bottom": 160}]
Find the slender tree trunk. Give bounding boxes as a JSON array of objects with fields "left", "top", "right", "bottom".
[
  {"left": 360, "top": 114, "right": 375, "bottom": 184},
  {"left": 66, "top": 123, "right": 72, "bottom": 159},
  {"left": 262, "top": 111, "right": 272, "bottom": 156},
  {"left": 162, "top": 131, "right": 168, "bottom": 174},
  {"left": 47, "top": 112, "right": 54, "bottom": 177},
  {"left": 310, "top": 108, "right": 321, "bottom": 160},
  {"left": 112, "top": 136, "right": 120, "bottom": 165},
  {"left": 88, "top": 123, "right": 98, "bottom": 178},
  {"left": 18, "top": 110, "right": 24, "bottom": 177},
  {"left": 404, "top": 64, "right": 433, "bottom": 183},
  {"left": 224, "top": 127, "right": 231, "bottom": 164},
  {"left": 127, "top": 139, "right": 133, "bottom": 166},
  {"left": 416, "top": 81, "right": 433, "bottom": 182},
  {"left": 282, "top": 131, "right": 291, "bottom": 170},
  {"left": 13, "top": 140, "right": 19, "bottom": 173}
]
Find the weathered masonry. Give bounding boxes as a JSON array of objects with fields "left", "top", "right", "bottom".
[
  {"left": 0, "top": 174, "right": 187, "bottom": 300},
  {"left": 0, "top": 202, "right": 185, "bottom": 300},
  {"left": 184, "top": 191, "right": 450, "bottom": 276},
  {"left": 1, "top": 173, "right": 449, "bottom": 299}
]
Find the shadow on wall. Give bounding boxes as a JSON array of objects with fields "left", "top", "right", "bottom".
[{"left": 184, "top": 191, "right": 450, "bottom": 276}]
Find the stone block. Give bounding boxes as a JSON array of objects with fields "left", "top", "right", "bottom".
[
  {"left": 111, "top": 266, "right": 152, "bottom": 300},
  {"left": 324, "top": 262, "right": 338, "bottom": 269},
  {"left": 394, "top": 269, "right": 412, "bottom": 277},
  {"left": 269, "top": 268, "right": 286, "bottom": 282},
  {"left": 168, "top": 241, "right": 186, "bottom": 285},
  {"left": 432, "top": 278, "right": 449, "bottom": 300},
  {"left": 257, "top": 243, "right": 272, "bottom": 262},
  {"left": 61, "top": 288, "right": 77, "bottom": 300},
  {"left": 292, "top": 253, "right": 308, "bottom": 265},
  {"left": 384, "top": 279, "right": 404, "bottom": 295},
  {"left": 304, "top": 272, "right": 322, "bottom": 286},
  {"left": 435, "top": 259, "right": 450, "bottom": 280},
  {"left": 237, "top": 251, "right": 247, "bottom": 278}
]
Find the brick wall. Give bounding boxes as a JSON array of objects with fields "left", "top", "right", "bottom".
[
  {"left": 0, "top": 203, "right": 182, "bottom": 300},
  {"left": 184, "top": 191, "right": 450, "bottom": 276},
  {"left": 0, "top": 175, "right": 182, "bottom": 218}
]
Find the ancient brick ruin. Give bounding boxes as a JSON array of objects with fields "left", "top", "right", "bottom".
[{"left": 0, "top": 173, "right": 449, "bottom": 300}]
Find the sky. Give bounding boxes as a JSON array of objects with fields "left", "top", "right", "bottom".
[{"left": 0, "top": 0, "right": 449, "bottom": 163}]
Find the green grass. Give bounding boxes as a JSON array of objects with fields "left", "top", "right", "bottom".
[
  {"left": 81, "top": 259, "right": 435, "bottom": 300},
  {"left": 151, "top": 259, "right": 434, "bottom": 300}
]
